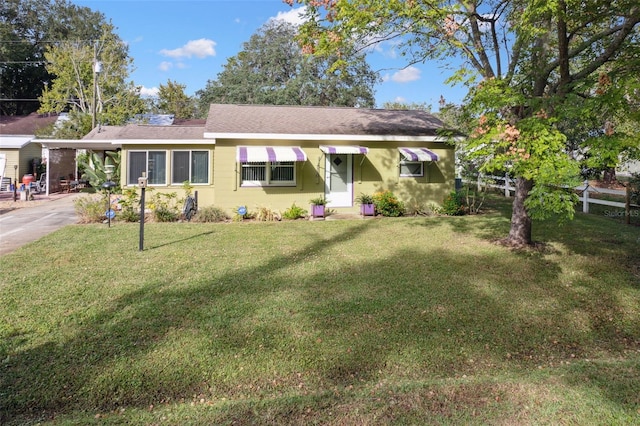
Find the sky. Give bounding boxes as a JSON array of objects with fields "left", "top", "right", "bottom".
[{"left": 73, "top": 0, "right": 468, "bottom": 110}]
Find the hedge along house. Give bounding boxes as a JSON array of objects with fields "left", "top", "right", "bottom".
[{"left": 204, "top": 104, "right": 456, "bottom": 215}]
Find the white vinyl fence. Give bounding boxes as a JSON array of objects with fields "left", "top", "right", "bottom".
[{"left": 464, "top": 174, "right": 639, "bottom": 216}]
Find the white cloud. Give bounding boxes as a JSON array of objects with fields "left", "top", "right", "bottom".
[
  {"left": 159, "top": 61, "right": 173, "bottom": 71},
  {"left": 391, "top": 66, "right": 421, "bottom": 83},
  {"left": 159, "top": 38, "right": 217, "bottom": 59},
  {"left": 272, "top": 6, "right": 307, "bottom": 26},
  {"left": 140, "top": 86, "right": 159, "bottom": 97}
]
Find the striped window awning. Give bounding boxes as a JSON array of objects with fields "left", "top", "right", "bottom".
[
  {"left": 398, "top": 147, "right": 439, "bottom": 162},
  {"left": 319, "top": 145, "right": 369, "bottom": 155},
  {"left": 236, "top": 146, "right": 307, "bottom": 163}
]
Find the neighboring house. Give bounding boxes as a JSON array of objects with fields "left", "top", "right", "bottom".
[
  {"left": 0, "top": 136, "right": 42, "bottom": 190},
  {"left": 0, "top": 113, "right": 60, "bottom": 190}
]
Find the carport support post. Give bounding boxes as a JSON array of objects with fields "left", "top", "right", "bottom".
[{"left": 139, "top": 186, "right": 145, "bottom": 251}]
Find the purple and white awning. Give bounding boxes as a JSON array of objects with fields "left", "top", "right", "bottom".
[
  {"left": 237, "top": 146, "right": 307, "bottom": 163},
  {"left": 319, "top": 145, "right": 369, "bottom": 155},
  {"left": 398, "top": 147, "right": 439, "bottom": 162}
]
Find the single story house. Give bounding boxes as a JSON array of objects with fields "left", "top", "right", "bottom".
[
  {"left": 0, "top": 113, "right": 61, "bottom": 190},
  {"left": 0, "top": 136, "right": 42, "bottom": 190},
  {"left": 102, "top": 104, "right": 456, "bottom": 215}
]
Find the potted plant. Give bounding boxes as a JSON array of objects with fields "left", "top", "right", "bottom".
[
  {"left": 309, "top": 196, "right": 327, "bottom": 218},
  {"left": 355, "top": 193, "right": 375, "bottom": 216}
]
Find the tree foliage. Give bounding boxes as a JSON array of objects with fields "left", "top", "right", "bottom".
[
  {"left": 0, "top": 0, "right": 107, "bottom": 115},
  {"left": 38, "top": 22, "right": 144, "bottom": 137},
  {"left": 288, "top": 0, "right": 640, "bottom": 245},
  {"left": 196, "top": 20, "right": 378, "bottom": 111},
  {"left": 155, "top": 79, "right": 196, "bottom": 119}
]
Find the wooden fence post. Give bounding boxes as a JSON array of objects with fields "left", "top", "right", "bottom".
[
  {"left": 504, "top": 173, "right": 510, "bottom": 197},
  {"left": 582, "top": 180, "right": 589, "bottom": 214},
  {"left": 625, "top": 185, "right": 631, "bottom": 225}
]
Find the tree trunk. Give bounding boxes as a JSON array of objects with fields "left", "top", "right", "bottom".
[
  {"left": 602, "top": 167, "right": 617, "bottom": 184},
  {"left": 506, "top": 177, "right": 533, "bottom": 246}
]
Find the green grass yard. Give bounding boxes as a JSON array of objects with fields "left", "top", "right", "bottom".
[{"left": 1, "top": 197, "right": 639, "bottom": 424}]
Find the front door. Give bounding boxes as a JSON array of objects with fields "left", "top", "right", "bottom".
[{"left": 325, "top": 153, "right": 353, "bottom": 207}]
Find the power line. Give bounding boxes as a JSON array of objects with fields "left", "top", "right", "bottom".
[{"left": 0, "top": 40, "right": 99, "bottom": 43}]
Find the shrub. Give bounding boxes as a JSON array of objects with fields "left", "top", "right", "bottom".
[
  {"left": 282, "top": 203, "right": 307, "bottom": 220},
  {"left": 192, "top": 206, "right": 230, "bottom": 223},
  {"left": 117, "top": 188, "right": 141, "bottom": 222},
  {"left": 441, "top": 191, "right": 466, "bottom": 216},
  {"left": 406, "top": 201, "right": 440, "bottom": 216},
  {"left": 355, "top": 193, "right": 374, "bottom": 204},
  {"left": 149, "top": 192, "right": 180, "bottom": 222},
  {"left": 309, "top": 196, "right": 328, "bottom": 205},
  {"left": 255, "top": 206, "right": 281, "bottom": 221},
  {"left": 373, "top": 190, "right": 405, "bottom": 217},
  {"left": 74, "top": 195, "right": 106, "bottom": 223}
]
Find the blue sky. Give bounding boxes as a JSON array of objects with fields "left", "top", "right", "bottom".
[{"left": 73, "top": 0, "right": 468, "bottom": 110}]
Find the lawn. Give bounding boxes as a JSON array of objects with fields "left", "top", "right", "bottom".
[{"left": 1, "top": 197, "right": 639, "bottom": 425}]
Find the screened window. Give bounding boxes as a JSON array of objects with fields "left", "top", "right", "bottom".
[
  {"left": 399, "top": 160, "right": 424, "bottom": 177},
  {"left": 241, "top": 161, "right": 295, "bottom": 186},
  {"left": 172, "top": 150, "right": 209, "bottom": 184},
  {"left": 128, "top": 151, "right": 166, "bottom": 185}
]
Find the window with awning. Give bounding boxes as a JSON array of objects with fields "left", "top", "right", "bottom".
[
  {"left": 236, "top": 146, "right": 307, "bottom": 187},
  {"left": 236, "top": 146, "right": 307, "bottom": 163},
  {"left": 398, "top": 147, "right": 439, "bottom": 178},
  {"left": 398, "top": 147, "right": 439, "bottom": 162},
  {"left": 319, "top": 145, "right": 369, "bottom": 155}
]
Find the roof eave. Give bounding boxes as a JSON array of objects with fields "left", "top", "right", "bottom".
[{"left": 203, "top": 132, "right": 448, "bottom": 142}]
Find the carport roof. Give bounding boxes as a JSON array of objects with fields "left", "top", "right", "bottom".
[{"left": 36, "top": 123, "right": 207, "bottom": 149}]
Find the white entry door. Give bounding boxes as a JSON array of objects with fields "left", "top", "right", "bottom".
[{"left": 325, "top": 153, "right": 353, "bottom": 207}]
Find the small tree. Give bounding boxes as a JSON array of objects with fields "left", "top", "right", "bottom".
[
  {"left": 156, "top": 79, "right": 196, "bottom": 119},
  {"left": 38, "top": 23, "right": 145, "bottom": 136}
]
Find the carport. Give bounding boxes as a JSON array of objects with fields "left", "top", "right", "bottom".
[{"left": 36, "top": 127, "right": 122, "bottom": 195}]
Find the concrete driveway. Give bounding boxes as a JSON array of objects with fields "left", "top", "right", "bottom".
[{"left": 0, "top": 193, "right": 80, "bottom": 256}]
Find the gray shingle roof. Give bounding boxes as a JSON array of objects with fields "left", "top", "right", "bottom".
[
  {"left": 205, "top": 104, "right": 445, "bottom": 136},
  {"left": 82, "top": 124, "right": 205, "bottom": 140}
]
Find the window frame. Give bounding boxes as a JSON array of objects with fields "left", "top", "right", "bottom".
[
  {"left": 171, "top": 150, "right": 209, "bottom": 185},
  {"left": 399, "top": 158, "right": 424, "bottom": 177},
  {"left": 240, "top": 161, "right": 297, "bottom": 187},
  {"left": 127, "top": 150, "right": 167, "bottom": 186}
]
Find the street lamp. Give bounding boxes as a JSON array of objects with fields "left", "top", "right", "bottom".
[{"left": 102, "top": 164, "right": 116, "bottom": 227}]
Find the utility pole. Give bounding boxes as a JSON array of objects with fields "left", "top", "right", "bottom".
[{"left": 92, "top": 41, "right": 102, "bottom": 129}]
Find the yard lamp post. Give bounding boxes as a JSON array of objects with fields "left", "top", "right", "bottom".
[
  {"left": 138, "top": 172, "right": 147, "bottom": 251},
  {"left": 13, "top": 164, "right": 17, "bottom": 202},
  {"left": 102, "top": 165, "right": 116, "bottom": 227}
]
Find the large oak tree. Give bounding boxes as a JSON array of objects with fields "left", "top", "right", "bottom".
[
  {"left": 196, "top": 20, "right": 379, "bottom": 111},
  {"left": 287, "top": 0, "right": 640, "bottom": 246}
]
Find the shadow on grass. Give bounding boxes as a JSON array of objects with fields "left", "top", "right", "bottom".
[
  {"left": 1, "top": 217, "right": 639, "bottom": 423},
  {"left": 144, "top": 229, "right": 217, "bottom": 250}
]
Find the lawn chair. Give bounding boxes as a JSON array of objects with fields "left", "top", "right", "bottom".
[{"left": 32, "top": 173, "right": 46, "bottom": 194}]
